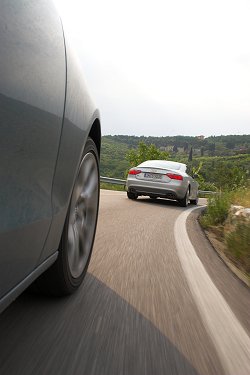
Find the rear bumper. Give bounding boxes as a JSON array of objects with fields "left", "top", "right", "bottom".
[
  {"left": 126, "top": 179, "right": 187, "bottom": 200},
  {"left": 128, "top": 185, "right": 178, "bottom": 199}
]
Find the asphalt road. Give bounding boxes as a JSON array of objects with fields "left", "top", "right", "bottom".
[{"left": 0, "top": 190, "right": 250, "bottom": 375}]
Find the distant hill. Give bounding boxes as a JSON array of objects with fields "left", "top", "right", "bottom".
[
  {"left": 100, "top": 136, "right": 129, "bottom": 178},
  {"left": 100, "top": 134, "right": 250, "bottom": 179}
]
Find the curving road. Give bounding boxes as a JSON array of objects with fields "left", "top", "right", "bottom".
[{"left": 0, "top": 190, "right": 250, "bottom": 375}]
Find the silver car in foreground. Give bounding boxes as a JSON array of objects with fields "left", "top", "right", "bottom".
[
  {"left": 0, "top": 0, "right": 101, "bottom": 313},
  {"left": 126, "top": 160, "right": 199, "bottom": 207}
]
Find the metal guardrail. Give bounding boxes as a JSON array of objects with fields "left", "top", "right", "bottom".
[
  {"left": 199, "top": 190, "right": 217, "bottom": 195},
  {"left": 100, "top": 176, "right": 216, "bottom": 196},
  {"left": 100, "top": 176, "right": 126, "bottom": 186}
]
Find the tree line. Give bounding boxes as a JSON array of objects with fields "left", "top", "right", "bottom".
[{"left": 100, "top": 135, "right": 250, "bottom": 191}]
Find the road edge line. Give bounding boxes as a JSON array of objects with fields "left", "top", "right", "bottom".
[{"left": 174, "top": 206, "right": 250, "bottom": 375}]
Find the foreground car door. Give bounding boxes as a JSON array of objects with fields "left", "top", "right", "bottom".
[{"left": 0, "top": 0, "right": 66, "bottom": 297}]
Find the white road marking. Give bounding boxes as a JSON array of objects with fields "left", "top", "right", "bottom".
[{"left": 174, "top": 206, "right": 250, "bottom": 375}]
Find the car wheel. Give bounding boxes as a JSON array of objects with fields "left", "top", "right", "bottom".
[
  {"left": 178, "top": 188, "right": 190, "bottom": 207},
  {"left": 36, "top": 138, "right": 99, "bottom": 296},
  {"left": 127, "top": 191, "right": 138, "bottom": 200},
  {"left": 190, "top": 196, "right": 199, "bottom": 205}
]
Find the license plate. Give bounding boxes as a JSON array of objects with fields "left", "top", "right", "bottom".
[{"left": 144, "top": 173, "right": 162, "bottom": 179}]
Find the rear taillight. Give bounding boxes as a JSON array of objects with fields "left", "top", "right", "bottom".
[
  {"left": 166, "top": 173, "right": 183, "bottom": 181},
  {"left": 129, "top": 169, "right": 141, "bottom": 175}
]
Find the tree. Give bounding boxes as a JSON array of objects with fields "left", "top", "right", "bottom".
[
  {"left": 213, "top": 163, "right": 247, "bottom": 190},
  {"left": 208, "top": 143, "right": 216, "bottom": 156},
  {"left": 172, "top": 144, "right": 178, "bottom": 153},
  {"left": 188, "top": 147, "right": 193, "bottom": 161},
  {"left": 183, "top": 142, "right": 189, "bottom": 152},
  {"left": 126, "top": 141, "right": 169, "bottom": 168},
  {"left": 226, "top": 141, "right": 235, "bottom": 150}
]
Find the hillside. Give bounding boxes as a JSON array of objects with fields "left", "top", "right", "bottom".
[
  {"left": 100, "top": 136, "right": 129, "bottom": 178},
  {"left": 100, "top": 135, "right": 250, "bottom": 183}
]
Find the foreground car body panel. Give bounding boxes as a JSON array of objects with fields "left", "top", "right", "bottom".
[
  {"left": 0, "top": 0, "right": 101, "bottom": 311},
  {"left": 0, "top": 0, "right": 66, "bottom": 297},
  {"left": 39, "top": 40, "right": 101, "bottom": 263},
  {"left": 126, "top": 160, "right": 199, "bottom": 202}
]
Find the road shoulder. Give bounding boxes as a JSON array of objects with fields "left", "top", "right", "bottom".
[{"left": 186, "top": 208, "right": 250, "bottom": 337}]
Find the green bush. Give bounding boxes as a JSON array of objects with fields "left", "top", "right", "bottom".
[
  {"left": 200, "top": 193, "right": 231, "bottom": 227},
  {"left": 226, "top": 221, "right": 250, "bottom": 273},
  {"left": 126, "top": 141, "right": 169, "bottom": 167}
]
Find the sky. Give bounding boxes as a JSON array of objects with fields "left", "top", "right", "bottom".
[{"left": 54, "top": 0, "right": 250, "bottom": 137}]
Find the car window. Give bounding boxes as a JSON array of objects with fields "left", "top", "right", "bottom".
[{"left": 138, "top": 160, "right": 186, "bottom": 172}]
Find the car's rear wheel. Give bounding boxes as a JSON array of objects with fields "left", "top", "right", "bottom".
[
  {"left": 178, "top": 188, "right": 190, "bottom": 207},
  {"left": 127, "top": 191, "right": 138, "bottom": 200},
  {"left": 190, "top": 196, "right": 199, "bottom": 205},
  {"left": 36, "top": 138, "right": 99, "bottom": 296}
]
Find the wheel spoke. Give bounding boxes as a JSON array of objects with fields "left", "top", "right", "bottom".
[{"left": 67, "top": 151, "right": 99, "bottom": 278}]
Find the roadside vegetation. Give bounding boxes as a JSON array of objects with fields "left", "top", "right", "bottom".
[
  {"left": 201, "top": 188, "right": 250, "bottom": 227},
  {"left": 226, "top": 221, "right": 250, "bottom": 274},
  {"left": 101, "top": 134, "right": 250, "bottom": 184},
  {"left": 100, "top": 182, "right": 125, "bottom": 191},
  {"left": 200, "top": 193, "right": 231, "bottom": 227},
  {"left": 200, "top": 187, "right": 250, "bottom": 277}
]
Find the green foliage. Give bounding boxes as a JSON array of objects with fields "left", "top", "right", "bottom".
[
  {"left": 199, "top": 184, "right": 250, "bottom": 276},
  {"left": 104, "top": 134, "right": 250, "bottom": 156},
  {"left": 173, "top": 144, "right": 178, "bottom": 153},
  {"left": 188, "top": 161, "right": 203, "bottom": 178},
  {"left": 101, "top": 135, "right": 250, "bottom": 189},
  {"left": 187, "top": 154, "right": 250, "bottom": 191},
  {"left": 188, "top": 147, "right": 193, "bottom": 161},
  {"left": 100, "top": 182, "right": 125, "bottom": 191},
  {"left": 198, "top": 181, "right": 218, "bottom": 192},
  {"left": 100, "top": 137, "right": 130, "bottom": 178},
  {"left": 226, "top": 221, "right": 250, "bottom": 273},
  {"left": 126, "top": 141, "right": 169, "bottom": 167},
  {"left": 200, "top": 193, "right": 231, "bottom": 227},
  {"left": 212, "top": 163, "right": 247, "bottom": 190}
]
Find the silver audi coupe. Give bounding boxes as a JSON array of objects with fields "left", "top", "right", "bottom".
[{"left": 126, "top": 160, "right": 199, "bottom": 207}]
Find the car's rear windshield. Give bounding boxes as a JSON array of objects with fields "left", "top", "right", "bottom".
[{"left": 138, "top": 160, "right": 186, "bottom": 172}]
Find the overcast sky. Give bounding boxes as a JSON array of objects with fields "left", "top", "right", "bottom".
[{"left": 55, "top": 0, "right": 250, "bottom": 137}]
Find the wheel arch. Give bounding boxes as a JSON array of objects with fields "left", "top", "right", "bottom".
[{"left": 88, "top": 118, "right": 101, "bottom": 157}]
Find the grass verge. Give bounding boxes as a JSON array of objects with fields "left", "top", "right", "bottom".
[
  {"left": 225, "top": 222, "right": 250, "bottom": 274},
  {"left": 200, "top": 188, "right": 250, "bottom": 282},
  {"left": 100, "top": 182, "right": 125, "bottom": 191}
]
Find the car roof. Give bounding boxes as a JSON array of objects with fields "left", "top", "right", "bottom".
[{"left": 138, "top": 160, "right": 187, "bottom": 172}]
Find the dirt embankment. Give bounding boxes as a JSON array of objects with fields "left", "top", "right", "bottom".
[{"left": 202, "top": 206, "right": 250, "bottom": 288}]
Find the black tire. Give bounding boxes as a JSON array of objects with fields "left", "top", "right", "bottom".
[
  {"left": 35, "top": 138, "right": 100, "bottom": 296},
  {"left": 190, "top": 197, "right": 199, "bottom": 205},
  {"left": 127, "top": 191, "right": 138, "bottom": 200},
  {"left": 178, "top": 189, "right": 190, "bottom": 207}
]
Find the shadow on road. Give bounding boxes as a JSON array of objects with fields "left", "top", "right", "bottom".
[
  {"left": 132, "top": 197, "right": 186, "bottom": 210},
  {"left": 0, "top": 273, "right": 201, "bottom": 375}
]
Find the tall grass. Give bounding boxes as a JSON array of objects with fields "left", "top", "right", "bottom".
[
  {"left": 100, "top": 182, "right": 125, "bottom": 191},
  {"left": 230, "top": 187, "right": 250, "bottom": 207},
  {"left": 200, "top": 187, "right": 250, "bottom": 276},
  {"left": 226, "top": 221, "right": 250, "bottom": 273},
  {"left": 200, "top": 193, "right": 231, "bottom": 227}
]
